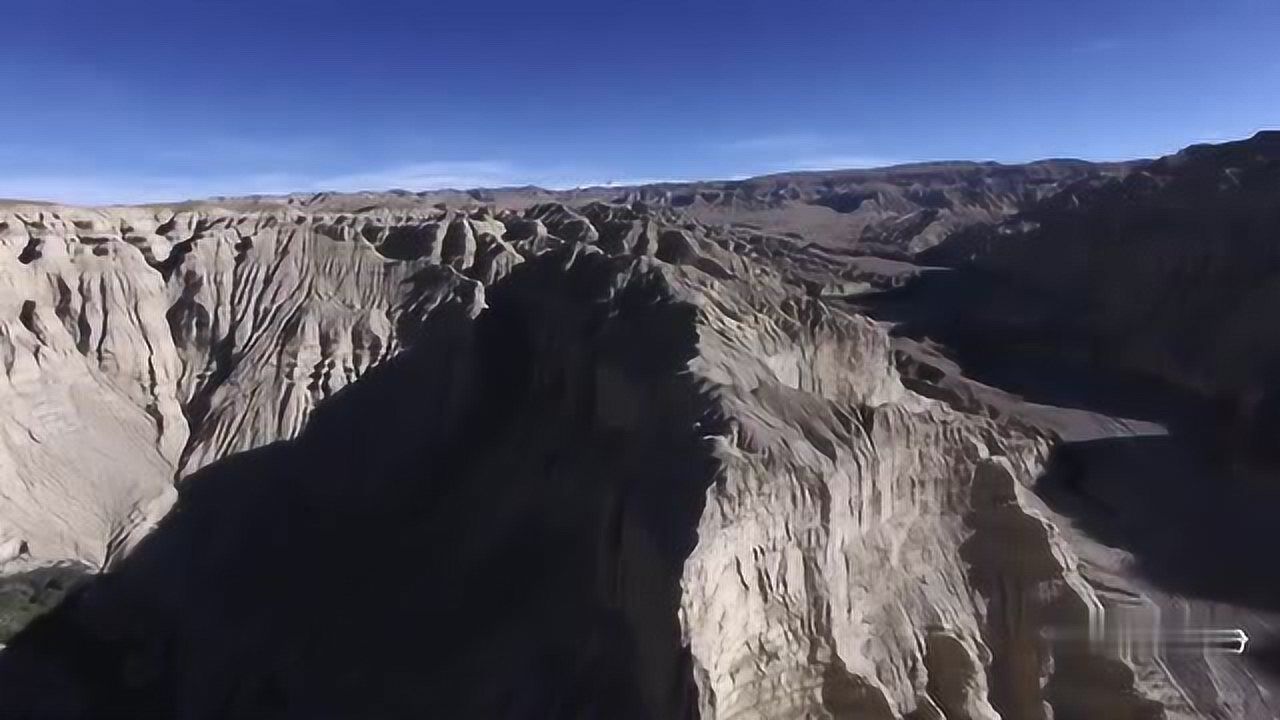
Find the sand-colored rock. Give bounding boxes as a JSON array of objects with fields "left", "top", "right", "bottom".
[
  {"left": 0, "top": 198, "right": 1206, "bottom": 719},
  {"left": 2, "top": 136, "right": 1278, "bottom": 717}
]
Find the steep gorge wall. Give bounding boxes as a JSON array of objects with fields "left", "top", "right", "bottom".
[
  {"left": 0, "top": 205, "right": 487, "bottom": 567},
  {"left": 1, "top": 211, "right": 180, "bottom": 567},
  {"left": 672, "top": 261, "right": 1166, "bottom": 718},
  {"left": 919, "top": 131, "right": 1280, "bottom": 451}
]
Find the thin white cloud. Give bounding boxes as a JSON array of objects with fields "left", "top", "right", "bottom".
[
  {"left": 0, "top": 156, "right": 760, "bottom": 206},
  {"left": 560, "top": 174, "right": 720, "bottom": 189},
  {"left": 713, "top": 133, "right": 826, "bottom": 153},
  {"left": 710, "top": 132, "right": 898, "bottom": 172},
  {"left": 0, "top": 172, "right": 311, "bottom": 206},
  {"left": 314, "top": 161, "right": 521, "bottom": 193},
  {"left": 790, "top": 154, "right": 901, "bottom": 171},
  {"left": 0, "top": 152, "right": 906, "bottom": 207},
  {"left": 0, "top": 161, "right": 530, "bottom": 206}
]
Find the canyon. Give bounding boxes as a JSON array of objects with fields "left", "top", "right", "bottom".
[{"left": 0, "top": 132, "right": 1278, "bottom": 718}]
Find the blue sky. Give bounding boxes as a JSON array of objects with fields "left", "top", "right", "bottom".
[{"left": 0, "top": 0, "right": 1277, "bottom": 204}]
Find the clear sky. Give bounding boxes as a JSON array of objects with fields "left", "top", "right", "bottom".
[{"left": 1, "top": 0, "right": 1277, "bottom": 204}]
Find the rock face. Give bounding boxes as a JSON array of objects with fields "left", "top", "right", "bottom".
[
  {"left": 0, "top": 137, "right": 1277, "bottom": 718},
  {"left": 0, "top": 205, "right": 485, "bottom": 569},
  {"left": 920, "top": 130, "right": 1280, "bottom": 452},
  {"left": 1, "top": 209, "right": 182, "bottom": 569}
]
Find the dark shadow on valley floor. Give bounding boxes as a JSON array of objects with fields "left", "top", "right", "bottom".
[{"left": 0, "top": 250, "right": 719, "bottom": 720}]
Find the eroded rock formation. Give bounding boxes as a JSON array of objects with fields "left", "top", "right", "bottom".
[{"left": 2, "top": 135, "right": 1279, "bottom": 717}]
